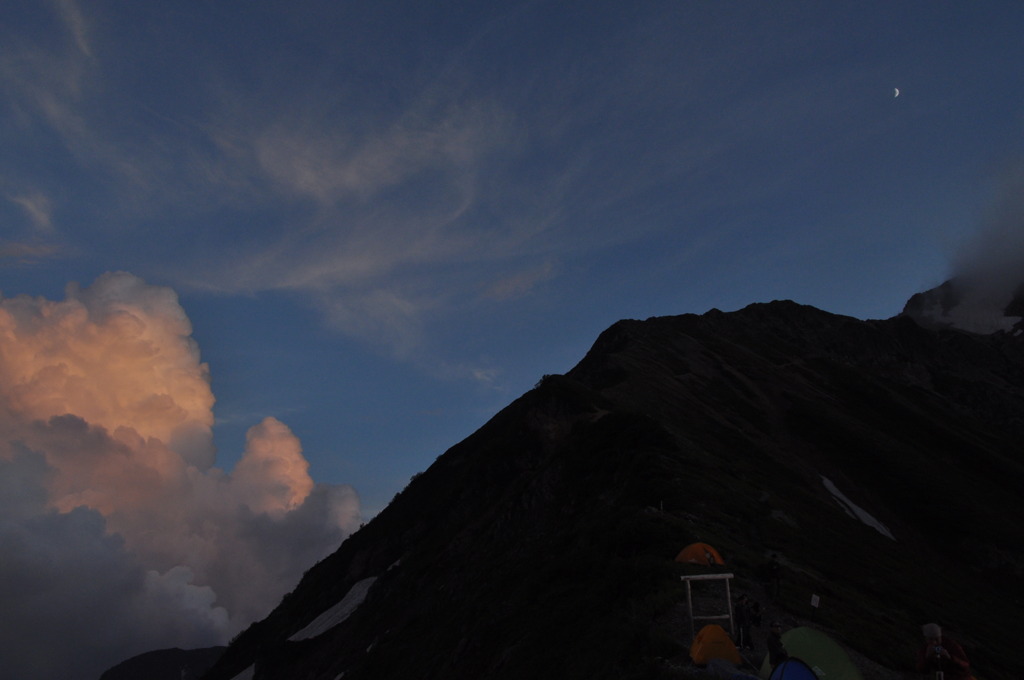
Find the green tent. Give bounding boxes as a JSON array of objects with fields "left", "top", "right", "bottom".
[{"left": 759, "top": 627, "right": 863, "bottom": 680}]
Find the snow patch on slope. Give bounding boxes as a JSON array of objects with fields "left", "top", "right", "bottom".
[
  {"left": 229, "top": 665, "right": 254, "bottom": 680},
  {"left": 821, "top": 476, "right": 895, "bottom": 541},
  {"left": 289, "top": 577, "right": 378, "bottom": 641},
  {"left": 914, "top": 295, "right": 1020, "bottom": 334}
]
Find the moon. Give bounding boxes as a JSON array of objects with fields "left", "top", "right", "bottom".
[{"left": 894, "top": 88, "right": 900, "bottom": 98}]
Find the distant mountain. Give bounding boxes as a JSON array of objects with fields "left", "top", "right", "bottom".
[
  {"left": 200, "top": 300, "right": 1024, "bottom": 680},
  {"left": 98, "top": 646, "right": 224, "bottom": 680}
]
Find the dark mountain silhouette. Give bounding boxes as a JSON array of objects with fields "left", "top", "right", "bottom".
[
  {"left": 196, "top": 300, "right": 1022, "bottom": 680},
  {"left": 98, "top": 646, "right": 224, "bottom": 680}
]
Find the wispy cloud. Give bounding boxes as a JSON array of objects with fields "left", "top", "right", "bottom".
[
  {"left": 0, "top": 241, "right": 62, "bottom": 265},
  {"left": 317, "top": 287, "right": 427, "bottom": 359},
  {"left": 3, "top": 1, "right": 856, "bottom": 370},
  {"left": 484, "top": 260, "right": 556, "bottom": 301},
  {"left": 0, "top": 2, "right": 214, "bottom": 218},
  {"left": 0, "top": 2, "right": 644, "bottom": 366},
  {"left": 8, "top": 191, "right": 55, "bottom": 232},
  {"left": 1, "top": 2, "right": 513, "bottom": 364},
  {"left": 179, "top": 92, "right": 525, "bottom": 359},
  {"left": 249, "top": 102, "right": 504, "bottom": 207},
  {"left": 53, "top": 0, "right": 93, "bottom": 58},
  {"left": 0, "top": 1, "right": 94, "bottom": 148}
]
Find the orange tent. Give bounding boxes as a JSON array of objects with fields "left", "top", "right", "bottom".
[
  {"left": 675, "top": 542, "right": 725, "bottom": 566},
  {"left": 690, "top": 624, "right": 741, "bottom": 665}
]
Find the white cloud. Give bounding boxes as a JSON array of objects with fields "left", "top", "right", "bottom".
[
  {"left": 0, "top": 273, "right": 362, "bottom": 680},
  {"left": 1, "top": 271, "right": 216, "bottom": 469},
  {"left": 143, "top": 566, "right": 231, "bottom": 637},
  {"left": 233, "top": 416, "right": 314, "bottom": 515}
]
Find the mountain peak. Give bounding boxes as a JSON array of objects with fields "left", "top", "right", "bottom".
[
  {"left": 901, "top": 278, "right": 1024, "bottom": 334},
  {"left": 198, "top": 302, "right": 1023, "bottom": 680}
]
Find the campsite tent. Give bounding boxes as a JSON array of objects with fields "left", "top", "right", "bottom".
[
  {"left": 676, "top": 542, "right": 725, "bottom": 566},
  {"left": 769, "top": 658, "right": 819, "bottom": 680},
  {"left": 708, "top": 658, "right": 762, "bottom": 680},
  {"left": 758, "top": 627, "right": 863, "bottom": 680},
  {"left": 690, "top": 624, "right": 741, "bottom": 665}
]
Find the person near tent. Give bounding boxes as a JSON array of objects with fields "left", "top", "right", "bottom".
[
  {"left": 749, "top": 598, "right": 762, "bottom": 628},
  {"left": 767, "top": 620, "right": 789, "bottom": 669},
  {"left": 734, "top": 595, "right": 753, "bottom": 650},
  {"left": 916, "top": 623, "right": 971, "bottom": 680},
  {"left": 767, "top": 554, "right": 782, "bottom": 599}
]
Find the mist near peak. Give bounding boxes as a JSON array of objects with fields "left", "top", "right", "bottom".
[
  {"left": 903, "top": 166, "right": 1024, "bottom": 334},
  {"left": 951, "top": 167, "right": 1024, "bottom": 305}
]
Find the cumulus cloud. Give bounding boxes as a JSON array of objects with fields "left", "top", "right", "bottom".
[
  {"left": 0, "top": 272, "right": 361, "bottom": 680},
  {"left": 233, "top": 416, "right": 315, "bottom": 515}
]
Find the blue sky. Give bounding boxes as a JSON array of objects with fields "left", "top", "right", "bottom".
[{"left": 1, "top": 2, "right": 1023, "bottom": 678}]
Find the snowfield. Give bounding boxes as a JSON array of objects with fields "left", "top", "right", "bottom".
[
  {"left": 289, "top": 577, "right": 378, "bottom": 641},
  {"left": 228, "top": 578, "right": 377, "bottom": 680},
  {"left": 821, "top": 476, "right": 895, "bottom": 541}
]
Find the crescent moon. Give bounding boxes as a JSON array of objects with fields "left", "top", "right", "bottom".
[{"left": 894, "top": 88, "right": 900, "bottom": 98}]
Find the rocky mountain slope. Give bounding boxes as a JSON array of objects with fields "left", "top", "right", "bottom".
[
  {"left": 199, "top": 300, "right": 1024, "bottom": 680},
  {"left": 99, "top": 647, "right": 224, "bottom": 680}
]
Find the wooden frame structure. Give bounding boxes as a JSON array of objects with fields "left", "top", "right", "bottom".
[{"left": 680, "top": 572, "right": 735, "bottom": 640}]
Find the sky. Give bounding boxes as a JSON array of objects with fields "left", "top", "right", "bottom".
[{"left": 1, "top": 2, "right": 1023, "bottom": 678}]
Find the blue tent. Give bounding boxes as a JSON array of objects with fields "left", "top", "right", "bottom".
[
  {"left": 770, "top": 658, "right": 818, "bottom": 680},
  {"left": 759, "top": 627, "right": 863, "bottom": 680}
]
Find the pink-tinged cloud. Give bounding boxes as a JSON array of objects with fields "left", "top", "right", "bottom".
[
  {"left": 0, "top": 272, "right": 361, "bottom": 680},
  {"left": 233, "top": 416, "right": 315, "bottom": 515},
  {"left": 0, "top": 271, "right": 215, "bottom": 467}
]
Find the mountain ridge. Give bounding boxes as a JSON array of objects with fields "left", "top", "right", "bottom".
[
  {"left": 98, "top": 646, "right": 225, "bottom": 680},
  {"left": 192, "top": 299, "right": 1023, "bottom": 680}
]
